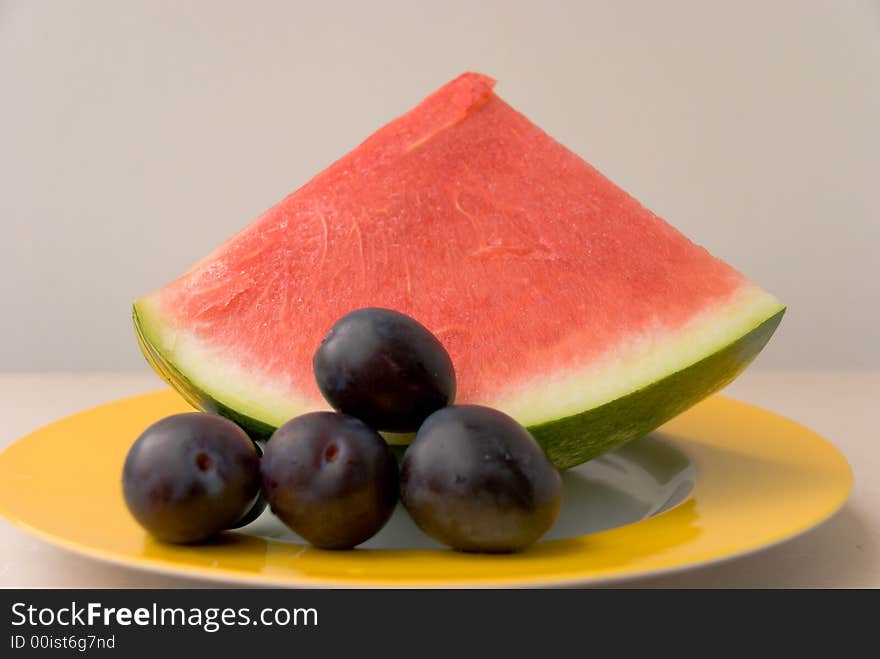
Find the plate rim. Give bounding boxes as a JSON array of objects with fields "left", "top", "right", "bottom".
[
  {"left": 1, "top": 501, "right": 850, "bottom": 589},
  {"left": 0, "top": 391, "right": 853, "bottom": 588}
]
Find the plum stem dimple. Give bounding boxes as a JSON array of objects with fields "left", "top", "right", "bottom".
[
  {"left": 324, "top": 443, "right": 339, "bottom": 463},
  {"left": 195, "top": 452, "right": 213, "bottom": 471}
]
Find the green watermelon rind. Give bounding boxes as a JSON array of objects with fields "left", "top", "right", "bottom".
[
  {"left": 530, "top": 308, "right": 784, "bottom": 469},
  {"left": 133, "top": 301, "right": 783, "bottom": 469},
  {"left": 133, "top": 304, "right": 278, "bottom": 440}
]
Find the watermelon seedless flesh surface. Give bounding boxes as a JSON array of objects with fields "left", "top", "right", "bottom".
[{"left": 134, "top": 73, "right": 784, "bottom": 470}]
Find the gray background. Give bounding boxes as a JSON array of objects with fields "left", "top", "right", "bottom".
[{"left": 2, "top": 0, "right": 877, "bottom": 371}]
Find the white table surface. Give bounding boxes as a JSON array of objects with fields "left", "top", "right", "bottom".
[{"left": 0, "top": 369, "right": 876, "bottom": 588}]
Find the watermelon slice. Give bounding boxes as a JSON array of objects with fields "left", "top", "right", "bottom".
[{"left": 134, "top": 72, "right": 783, "bottom": 469}]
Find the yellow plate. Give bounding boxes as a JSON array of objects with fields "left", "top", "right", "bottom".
[{"left": 0, "top": 390, "right": 852, "bottom": 587}]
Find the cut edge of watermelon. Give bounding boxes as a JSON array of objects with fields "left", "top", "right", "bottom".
[
  {"left": 493, "top": 286, "right": 782, "bottom": 427},
  {"left": 531, "top": 302, "right": 784, "bottom": 469},
  {"left": 133, "top": 286, "right": 783, "bottom": 459},
  {"left": 133, "top": 298, "right": 315, "bottom": 437}
]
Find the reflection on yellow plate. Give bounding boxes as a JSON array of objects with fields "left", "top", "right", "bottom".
[{"left": 0, "top": 390, "right": 852, "bottom": 587}]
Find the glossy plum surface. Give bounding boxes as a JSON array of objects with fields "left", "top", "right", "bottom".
[
  {"left": 261, "top": 412, "right": 399, "bottom": 549},
  {"left": 401, "top": 405, "right": 562, "bottom": 552},
  {"left": 312, "top": 308, "right": 455, "bottom": 432},
  {"left": 122, "top": 413, "right": 261, "bottom": 543},
  {"left": 229, "top": 440, "right": 268, "bottom": 528}
]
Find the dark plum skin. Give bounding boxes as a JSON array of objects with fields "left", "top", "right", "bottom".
[
  {"left": 122, "top": 413, "right": 262, "bottom": 544},
  {"left": 312, "top": 308, "right": 456, "bottom": 432},
  {"left": 401, "top": 405, "right": 562, "bottom": 553},
  {"left": 261, "top": 412, "right": 399, "bottom": 549},
  {"left": 228, "top": 440, "right": 268, "bottom": 528}
]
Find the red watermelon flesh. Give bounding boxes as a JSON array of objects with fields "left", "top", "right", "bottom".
[{"left": 134, "top": 73, "right": 783, "bottom": 468}]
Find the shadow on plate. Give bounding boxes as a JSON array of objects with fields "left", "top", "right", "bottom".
[{"left": 240, "top": 433, "right": 696, "bottom": 550}]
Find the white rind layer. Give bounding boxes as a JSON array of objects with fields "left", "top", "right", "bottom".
[
  {"left": 136, "top": 285, "right": 782, "bottom": 432},
  {"left": 493, "top": 286, "right": 783, "bottom": 426},
  {"left": 136, "top": 296, "right": 322, "bottom": 428}
]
